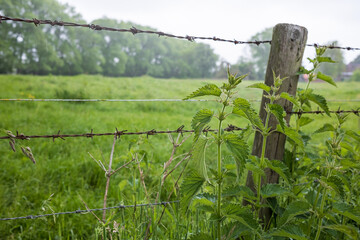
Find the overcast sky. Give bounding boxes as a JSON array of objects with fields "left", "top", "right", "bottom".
[{"left": 58, "top": 0, "right": 360, "bottom": 64}]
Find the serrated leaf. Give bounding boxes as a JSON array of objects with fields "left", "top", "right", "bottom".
[
  {"left": 346, "top": 130, "right": 360, "bottom": 142},
  {"left": 192, "top": 136, "right": 209, "bottom": 181},
  {"left": 180, "top": 170, "right": 205, "bottom": 213},
  {"left": 191, "top": 109, "right": 213, "bottom": 141},
  {"left": 326, "top": 176, "right": 345, "bottom": 199},
  {"left": 316, "top": 57, "right": 336, "bottom": 63},
  {"left": 269, "top": 104, "right": 285, "bottom": 131},
  {"left": 280, "top": 92, "right": 300, "bottom": 108},
  {"left": 317, "top": 72, "right": 337, "bottom": 87},
  {"left": 233, "top": 98, "right": 264, "bottom": 131},
  {"left": 264, "top": 159, "right": 291, "bottom": 185},
  {"left": 333, "top": 202, "right": 360, "bottom": 224},
  {"left": 307, "top": 92, "right": 330, "bottom": 116},
  {"left": 192, "top": 193, "right": 215, "bottom": 212},
  {"left": 297, "top": 66, "right": 311, "bottom": 75},
  {"left": 222, "top": 185, "right": 256, "bottom": 200},
  {"left": 223, "top": 203, "right": 260, "bottom": 231},
  {"left": 271, "top": 225, "right": 308, "bottom": 240},
  {"left": 299, "top": 117, "right": 314, "bottom": 127},
  {"left": 223, "top": 133, "right": 249, "bottom": 180},
  {"left": 314, "top": 123, "right": 335, "bottom": 134},
  {"left": 183, "top": 84, "right": 221, "bottom": 100},
  {"left": 279, "top": 201, "right": 311, "bottom": 227},
  {"left": 277, "top": 125, "right": 304, "bottom": 149},
  {"left": 323, "top": 224, "right": 359, "bottom": 239},
  {"left": 245, "top": 162, "right": 265, "bottom": 177},
  {"left": 260, "top": 184, "right": 291, "bottom": 198},
  {"left": 247, "top": 83, "right": 271, "bottom": 93}
]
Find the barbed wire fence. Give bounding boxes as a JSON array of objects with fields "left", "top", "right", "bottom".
[
  {"left": 1, "top": 15, "right": 360, "bottom": 50},
  {"left": 0, "top": 14, "right": 359, "bottom": 228}
]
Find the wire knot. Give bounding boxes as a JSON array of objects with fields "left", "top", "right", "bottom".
[
  {"left": 33, "top": 18, "right": 40, "bottom": 26},
  {"left": 130, "top": 26, "right": 139, "bottom": 35},
  {"left": 115, "top": 128, "right": 127, "bottom": 139},
  {"left": 185, "top": 35, "right": 195, "bottom": 42}
]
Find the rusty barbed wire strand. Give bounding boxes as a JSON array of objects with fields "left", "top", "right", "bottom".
[
  {"left": 1, "top": 15, "right": 359, "bottom": 50},
  {"left": 0, "top": 15, "right": 270, "bottom": 46},
  {"left": 0, "top": 200, "right": 179, "bottom": 221},
  {"left": 0, "top": 125, "right": 244, "bottom": 141},
  {"left": 0, "top": 98, "right": 359, "bottom": 103},
  {"left": 286, "top": 109, "right": 360, "bottom": 115}
]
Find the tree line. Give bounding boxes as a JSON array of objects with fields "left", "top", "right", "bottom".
[
  {"left": 0, "top": 0, "right": 219, "bottom": 78},
  {"left": 0, "top": 0, "right": 351, "bottom": 79}
]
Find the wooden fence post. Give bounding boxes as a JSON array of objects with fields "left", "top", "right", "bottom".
[{"left": 245, "top": 23, "right": 308, "bottom": 223}]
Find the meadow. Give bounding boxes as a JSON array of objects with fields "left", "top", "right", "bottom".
[{"left": 0, "top": 74, "right": 359, "bottom": 239}]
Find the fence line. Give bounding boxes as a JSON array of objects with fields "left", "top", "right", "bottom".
[
  {"left": 0, "top": 125, "right": 244, "bottom": 141},
  {"left": 1, "top": 15, "right": 359, "bottom": 51},
  {"left": 0, "top": 200, "right": 179, "bottom": 221},
  {"left": 1, "top": 98, "right": 359, "bottom": 103}
]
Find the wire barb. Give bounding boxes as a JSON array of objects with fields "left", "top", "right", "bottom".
[
  {"left": 1, "top": 15, "right": 358, "bottom": 50},
  {"left": 0, "top": 201, "right": 179, "bottom": 221}
]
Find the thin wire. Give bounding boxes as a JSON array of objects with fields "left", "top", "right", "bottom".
[
  {"left": 0, "top": 98, "right": 358, "bottom": 102},
  {"left": 0, "top": 15, "right": 359, "bottom": 50},
  {"left": 0, "top": 125, "right": 244, "bottom": 140},
  {"left": 0, "top": 201, "right": 179, "bottom": 221}
]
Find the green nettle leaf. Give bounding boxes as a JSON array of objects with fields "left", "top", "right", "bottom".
[
  {"left": 323, "top": 224, "right": 360, "bottom": 239},
  {"left": 183, "top": 84, "right": 222, "bottom": 100},
  {"left": 280, "top": 92, "right": 300, "bottom": 108},
  {"left": 269, "top": 104, "right": 285, "bottom": 131},
  {"left": 326, "top": 176, "right": 345, "bottom": 199},
  {"left": 192, "top": 194, "right": 215, "bottom": 212},
  {"left": 222, "top": 185, "right": 256, "bottom": 200},
  {"left": 180, "top": 170, "right": 206, "bottom": 213},
  {"left": 233, "top": 98, "right": 264, "bottom": 131},
  {"left": 314, "top": 123, "right": 335, "bottom": 134},
  {"left": 270, "top": 225, "right": 308, "bottom": 240},
  {"left": 307, "top": 92, "right": 330, "bottom": 116},
  {"left": 260, "top": 184, "right": 291, "bottom": 198},
  {"left": 317, "top": 71, "right": 337, "bottom": 87},
  {"left": 223, "top": 133, "right": 249, "bottom": 179},
  {"left": 346, "top": 130, "right": 360, "bottom": 142},
  {"left": 245, "top": 162, "right": 265, "bottom": 177},
  {"left": 277, "top": 125, "right": 304, "bottom": 149},
  {"left": 264, "top": 159, "right": 291, "bottom": 185},
  {"left": 192, "top": 136, "right": 210, "bottom": 181},
  {"left": 298, "top": 117, "right": 314, "bottom": 127},
  {"left": 223, "top": 203, "right": 259, "bottom": 231},
  {"left": 278, "top": 200, "right": 311, "bottom": 227},
  {"left": 316, "top": 56, "right": 336, "bottom": 63},
  {"left": 247, "top": 83, "right": 271, "bottom": 93},
  {"left": 297, "top": 66, "right": 311, "bottom": 75},
  {"left": 191, "top": 109, "right": 213, "bottom": 141},
  {"left": 333, "top": 202, "right": 360, "bottom": 225}
]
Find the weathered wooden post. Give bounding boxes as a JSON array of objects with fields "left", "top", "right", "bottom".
[{"left": 245, "top": 23, "right": 308, "bottom": 224}]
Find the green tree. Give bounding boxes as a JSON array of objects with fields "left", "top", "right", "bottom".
[
  {"left": 318, "top": 41, "right": 346, "bottom": 81},
  {"left": 350, "top": 69, "right": 360, "bottom": 82},
  {"left": 248, "top": 27, "right": 272, "bottom": 80}
]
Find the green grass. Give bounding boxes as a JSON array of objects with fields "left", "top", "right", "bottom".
[{"left": 0, "top": 74, "right": 359, "bottom": 239}]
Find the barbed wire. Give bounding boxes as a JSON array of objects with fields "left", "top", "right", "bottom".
[
  {"left": 1, "top": 98, "right": 359, "bottom": 103},
  {"left": 0, "top": 15, "right": 270, "bottom": 46},
  {"left": 0, "top": 125, "right": 244, "bottom": 141},
  {"left": 286, "top": 109, "right": 360, "bottom": 116},
  {"left": 0, "top": 200, "right": 179, "bottom": 221},
  {"left": 1, "top": 15, "right": 359, "bottom": 50}
]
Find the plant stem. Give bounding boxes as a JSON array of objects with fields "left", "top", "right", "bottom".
[{"left": 216, "top": 96, "right": 228, "bottom": 240}]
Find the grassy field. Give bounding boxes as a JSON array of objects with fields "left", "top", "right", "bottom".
[{"left": 0, "top": 74, "right": 359, "bottom": 239}]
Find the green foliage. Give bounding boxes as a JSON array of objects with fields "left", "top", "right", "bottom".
[
  {"left": 191, "top": 109, "right": 214, "bottom": 141},
  {"left": 350, "top": 68, "right": 360, "bottom": 82},
  {"left": 246, "top": 83, "right": 271, "bottom": 93},
  {"left": 0, "top": 0, "right": 218, "bottom": 78},
  {"left": 183, "top": 84, "right": 222, "bottom": 100}
]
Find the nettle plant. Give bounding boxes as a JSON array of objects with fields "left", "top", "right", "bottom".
[{"left": 180, "top": 47, "right": 360, "bottom": 240}]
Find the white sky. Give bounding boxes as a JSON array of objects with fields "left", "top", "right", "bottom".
[{"left": 58, "top": 0, "right": 360, "bottom": 64}]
